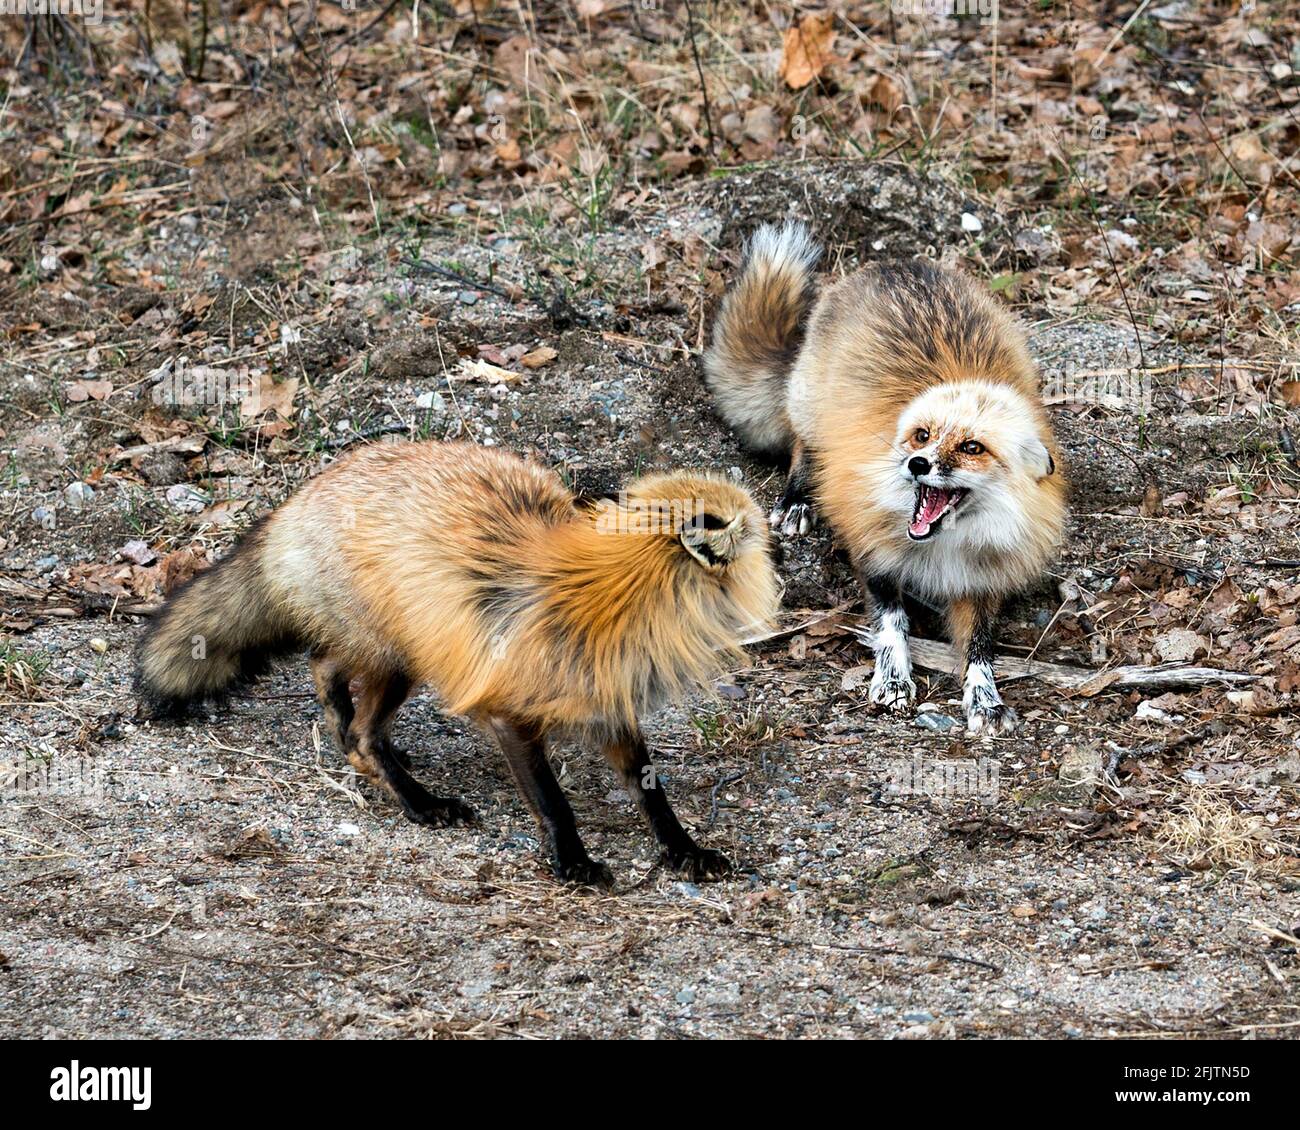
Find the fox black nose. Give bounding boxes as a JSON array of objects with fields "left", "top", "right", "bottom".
[{"left": 908, "top": 456, "right": 930, "bottom": 478}]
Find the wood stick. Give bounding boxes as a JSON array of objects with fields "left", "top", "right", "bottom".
[{"left": 851, "top": 628, "right": 1257, "bottom": 696}]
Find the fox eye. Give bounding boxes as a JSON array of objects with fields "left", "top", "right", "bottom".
[
  {"left": 959, "top": 440, "right": 986, "bottom": 456},
  {"left": 912, "top": 428, "right": 930, "bottom": 444}
]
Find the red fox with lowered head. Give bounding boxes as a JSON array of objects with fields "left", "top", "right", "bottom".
[
  {"left": 705, "top": 222, "right": 1066, "bottom": 735},
  {"left": 136, "top": 441, "right": 779, "bottom": 886}
]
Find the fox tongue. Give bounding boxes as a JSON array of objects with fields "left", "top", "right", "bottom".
[{"left": 910, "top": 487, "right": 953, "bottom": 537}]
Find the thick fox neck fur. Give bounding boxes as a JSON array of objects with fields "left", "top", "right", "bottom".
[
  {"left": 418, "top": 468, "right": 780, "bottom": 733},
  {"left": 802, "top": 363, "right": 1066, "bottom": 602},
  {"left": 135, "top": 444, "right": 778, "bottom": 737}
]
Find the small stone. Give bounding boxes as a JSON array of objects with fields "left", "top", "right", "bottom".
[
  {"left": 120, "top": 539, "right": 157, "bottom": 566},
  {"left": 140, "top": 451, "right": 186, "bottom": 486},
  {"left": 675, "top": 987, "right": 696, "bottom": 1005},
  {"left": 64, "top": 481, "right": 94, "bottom": 511},
  {"left": 902, "top": 1010, "right": 934, "bottom": 1023},
  {"left": 457, "top": 290, "right": 479, "bottom": 305},
  {"left": 165, "top": 484, "right": 209, "bottom": 513},
  {"left": 699, "top": 982, "right": 742, "bottom": 1007},
  {"left": 1153, "top": 627, "right": 1207, "bottom": 663},
  {"left": 337, "top": 822, "right": 360, "bottom": 837},
  {"left": 32, "top": 507, "right": 57, "bottom": 530},
  {"left": 1135, "top": 700, "right": 1173, "bottom": 724},
  {"left": 841, "top": 665, "right": 873, "bottom": 693},
  {"left": 1058, "top": 747, "right": 1102, "bottom": 796},
  {"left": 89, "top": 638, "right": 109, "bottom": 654},
  {"left": 915, "top": 712, "right": 959, "bottom": 732},
  {"left": 1013, "top": 227, "right": 1060, "bottom": 263},
  {"left": 34, "top": 555, "right": 59, "bottom": 573},
  {"left": 960, "top": 211, "right": 983, "bottom": 233},
  {"left": 715, "top": 682, "right": 746, "bottom": 701}
]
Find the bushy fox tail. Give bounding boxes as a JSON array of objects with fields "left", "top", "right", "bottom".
[
  {"left": 134, "top": 523, "right": 300, "bottom": 717},
  {"left": 703, "top": 221, "right": 822, "bottom": 460}
]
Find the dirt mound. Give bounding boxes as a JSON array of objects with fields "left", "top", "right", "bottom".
[{"left": 699, "top": 159, "right": 1016, "bottom": 267}]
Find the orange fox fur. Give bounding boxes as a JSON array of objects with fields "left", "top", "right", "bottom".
[{"left": 136, "top": 440, "right": 778, "bottom": 884}]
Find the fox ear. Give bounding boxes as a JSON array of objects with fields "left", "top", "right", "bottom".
[
  {"left": 1023, "top": 438, "right": 1055, "bottom": 480},
  {"left": 681, "top": 516, "right": 741, "bottom": 569}
]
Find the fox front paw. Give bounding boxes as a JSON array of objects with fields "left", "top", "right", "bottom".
[
  {"left": 553, "top": 857, "right": 615, "bottom": 889},
  {"left": 769, "top": 501, "right": 816, "bottom": 538},
  {"left": 870, "top": 671, "right": 916, "bottom": 712},
  {"left": 965, "top": 703, "right": 1019, "bottom": 736}
]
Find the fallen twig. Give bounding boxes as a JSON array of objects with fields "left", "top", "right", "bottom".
[
  {"left": 851, "top": 628, "right": 1257, "bottom": 696},
  {"left": 401, "top": 258, "right": 516, "bottom": 300},
  {"left": 728, "top": 927, "right": 1002, "bottom": 976}
]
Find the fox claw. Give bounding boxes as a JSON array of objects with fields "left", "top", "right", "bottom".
[
  {"left": 662, "top": 845, "right": 732, "bottom": 881},
  {"left": 870, "top": 675, "right": 916, "bottom": 711},
  {"left": 966, "top": 703, "right": 1019, "bottom": 736},
  {"left": 554, "top": 858, "right": 615, "bottom": 889},
  {"left": 404, "top": 795, "right": 476, "bottom": 826},
  {"left": 770, "top": 501, "right": 815, "bottom": 537}
]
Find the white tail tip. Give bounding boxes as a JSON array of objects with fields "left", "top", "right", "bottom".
[{"left": 745, "top": 220, "right": 822, "bottom": 274}]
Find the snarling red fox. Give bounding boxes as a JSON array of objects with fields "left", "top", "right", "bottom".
[{"left": 705, "top": 222, "right": 1067, "bottom": 734}]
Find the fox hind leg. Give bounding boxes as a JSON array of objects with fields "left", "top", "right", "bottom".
[
  {"left": 368, "top": 668, "right": 413, "bottom": 768},
  {"left": 348, "top": 670, "right": 475, "bottom": 826},
  {"left": 309, "top": 650, "right": 355, "bottom": 754}
]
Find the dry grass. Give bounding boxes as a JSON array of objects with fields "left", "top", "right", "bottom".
[
  {"left": 691, "top": 704, "right": 790, "bottom": 755},
  {"left": 1151, "top": 787, "right": 1300, "bottom": 880},
  {"left": 0, "top": 642, "right": 50, "bottom": 701}
]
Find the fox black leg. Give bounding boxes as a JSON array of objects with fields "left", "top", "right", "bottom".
[
  {"left": 488, "top": 717, "right": 612, "bottom": 888},
  {"left": 770, "top": 439, "right": 816, "bottom": 537},
  {"left": 862, "top": 573, "right": 916, "bottom": 711},
  {"left": 950, "top": 595, "right": 1018, "bottom": 735},
  {"left": 602, "top": 728, "right": 731, "bottom": 881},
  {"left": 309, "top": 651, "right": 355, "bottom": 753},
  {"left": 368, "top": 669, "right": 414, "bottom": 768},
  {"left": 349, "top": 672, "right": 475, "bottom": 826}
]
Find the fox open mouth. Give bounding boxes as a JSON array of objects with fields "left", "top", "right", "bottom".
[{"left": 909, "top": 485, "right": 968, "bottom": 540}]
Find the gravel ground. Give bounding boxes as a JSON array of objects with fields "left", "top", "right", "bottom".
[{"left": 2, "top": 176, "right": 1297, "bottom": 1039}]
